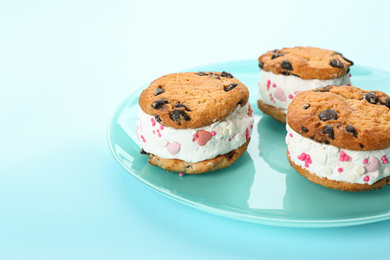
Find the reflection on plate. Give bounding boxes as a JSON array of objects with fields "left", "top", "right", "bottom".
[{"left": 108, "top": 60, "right": 390, "bottom": 227}]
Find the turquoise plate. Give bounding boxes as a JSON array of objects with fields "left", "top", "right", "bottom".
[{"left": 108, "top": 60, "right": 390, "bottom": 227}]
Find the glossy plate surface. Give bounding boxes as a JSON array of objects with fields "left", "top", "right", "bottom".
[{"left": 108, "top": 60, "right": 390, "bottom": 227}]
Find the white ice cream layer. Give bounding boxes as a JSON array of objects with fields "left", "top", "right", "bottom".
[
  {"left": 136, "top": 103, "right": 254, "bottom": 163},
  {"left": 258, "top": 70, "right": 351, "bottom": 113},
  {"left": 286, "top": 124, "right": 390, "bottom": 185}
]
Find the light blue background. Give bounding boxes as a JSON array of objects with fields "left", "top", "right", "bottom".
[{"left": 2, "top": 0, "right": 390, "bottom": 259}]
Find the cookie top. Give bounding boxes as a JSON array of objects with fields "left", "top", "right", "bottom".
[
  {"left": 258, "top": 46, "right": 353, "bottom": 80},
  {"left": 287, "top": 85, "right": 390, "bottom": 151},
  {"left": 138, "top": 71, "right": 249, "bottom": 129}
]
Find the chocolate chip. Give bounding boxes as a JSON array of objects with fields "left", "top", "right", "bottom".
[
  {"left": 322, "top": 125, "right": 334, "bottom": 139},
  {"left": 381, "top": 97, "right": 390, "bottom": 109},
  {"left": 272, "top": 49, "right": 279, "bottom": 53},
  {"left": 314, "top": 86, "right": 331, "bottom": 92},
  {"left": 334, "top": 51, "right": 342, "bottom": 56},
  {"left": 272, "top": 53, "right": 283, "bottom": 59},
  {"left": 281, "top": 60, "right": 293, "bottom": 71},
  {"left": 154, "top": 114, "right": 162, "bottom": 123},
  {"left": 170, "top": 109, "right": 190, "bottom": 122},
  {"left": 140, "top": 149, "right": 148, "bottom": 155},
  {"left": 155, "top": 88, "right": 164, "bottom": 96},
  {"left": 303, "top": 104, "right": 311, "bottom": 110},
  {"left": 302, "top": 126, "right": 308, "bottom": 132},
  {"left": 324, "top": 140, "right": 330, "bottom": 144},
  {"left": 342, "top": 56, "right": 354, "bottom": 66},
  {"left": 309, "top": 135, "right": 315, "bottom": 140},
  {"left": 359, "top": 143, "right": 364, "bottom": 148},
  {"left": 224, "top": 83, "right": 238, "bottom": 92},
  {"left": 292, "top": 74, "right": 300, "bottom": 78},
  {"left": 346, "top": 68, "right": 350, "bottom": 73},
  {"left": 152, "top": 98, "right": 168, "bottom": 109},
  {"left": 209, "top": 72, "right": 220, "bottom": 79},
  {"left": 319, "top": 109, "right": 338, "bottom": 121},
  {"left": 258, "top": 62, "right": 264, "bottom": 69},
  {"left": 221, "top": 71, "right": 233, "bottom": 78},
  {"left": 237, "top": 99, "right": 243, "bottom": 106},
  {"left": 365, "top": 92, "right": 379, "bottom": 104},
  {"left": 330, "top": 59, "right": 343, "bottom": 68},
  {"left": 175, "top": 103, "right": 190, "bottom": 111},
  {"left": 281, "top": 71, "right": 290, "bottom": 76},
  {"left": 196, "top": 72, "right": 208, "bottom": 76},
  {"left": 346, "top": 125, "right": 358, "bottom": 138}
]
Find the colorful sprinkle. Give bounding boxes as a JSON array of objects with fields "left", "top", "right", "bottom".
[
  {"left": 289, "top": 133, "right": 293, "bottom": 137},
  {"left": 266, "top": 80, "right": 271, "bottom": 90},
  {"left": 382, "top": 155, "right": 388, "bottom": 164},
  {"left": 288, "top": 94, "right": 294, "bottom": 99},
  {"left": 245, "top": 128, "right": 250, "bottom": 141},
  {"left": 272, "top": 83, "right": 277, "bottom": 88},
  {"left": 298, "top": 152, "right": 312, "bottom": 167},
  {"left": 338, "top": 167, "right": 343, "bottom": 172},
  {"left": 160, "top": 125, "right": 164, "bottom": 130},
  {"left": 339, "top": 151, "right": 350, "bottom": 162},
  {"left": 363, "top": 159, "right": 368, "bottom": 164},
  {"left": 179, "top": 172, "right": 184, "bottom": 177},
  {"left": 364, "top": 176, "right": 370, "bottom": 182},
  {"left": 211, "top": 131, "right": 216, "bottom": 136}
]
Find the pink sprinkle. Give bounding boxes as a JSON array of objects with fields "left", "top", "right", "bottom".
[
  {"left": 382, "top": 156, "right": 387, "bottom": 160},
  {"left": 160, "top": 125, "right": 164, "bottom": 130},
  {"left": 158, "top": 133, "right": 161, "bottom": 137},
  {"left": 246, "top": 128, "right": 250, "bottom": 140},
  {"left": 153, "top": 130, "right": 156, "bottom": 135},
  {"left": 347, "top": 84, "right": 351, "bottom": 86},
  {"left": 306, "top": 154, "right": 311, "bottom": 160},
  {"left": 229, "top": 138, "right": 231, "bottom": 142},
  {"left": 272, "top": 83, "right": 277, "bottom": 88},
  {"left": 289, "top": 133, "right": 293, "bottom": 137},
  {"left": 340, "top": 151, "right": 345, "bottom": 157},
  {"left": 340, "top": 157, "right": 344, "bottom": 162},
  {"left": 141, "top": 135, "right": 146, "bottom": 142},
  {"left": 287, "top": 150, "right": 290, "bottom": 155},
  {"left": 305, "top": 163, "right": 309, "bottom": 168},
  {"left": 193, "top": 134, "right": 198, "bottom": 138},
  {"left": 338, "top": 168, "right": 343, "bottom": 172},
  {"left": 211, "top": 131, "right": 216, "bottom": 136},
  {"left": 179, "top": 172, "right": 184, "bottom": 177},
  {"left": 364, "top": 176, "right": 370, "bottom": 182},
  {"left": 152, "top": 121, "right": 156, "bottom": 126},
  {"left": 363, "top": 159, "right": 368, "bottom": 164},
  {"left": 308, "top": 159, "right": 312, "bottom": 164},
  {"left": 297, "top": 155, "right": 301, "bottom": 160},
  {"left": 150, "top": 118, "right": 154, "bottom": 122},
  {"left": 344, "top": 155, "right": 350, "bottom": 161},
  {"left": 349, "top": 74, "right": 352, "bottom": 78},
  {"left": 385, "top": 160, "right": 389, "bottom": 164},
  {"left": 288, "top": 94, "right": 294, "bottom": 99},
  {"left": 267, "top": 80, "right": 271, "bottom": 87},
  {"left": 251, "top": 124, "right": 253, "bottom": 129}
]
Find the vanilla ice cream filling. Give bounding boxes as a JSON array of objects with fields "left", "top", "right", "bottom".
[
  {"left": 136, "top": 103, "right": 254, "bottom": 163},
  {"left": 286, "top": 124, "right": 390, "bottom": 185},
  {"left": 258, "top": 71, "right": 351, "bottom": 113}
]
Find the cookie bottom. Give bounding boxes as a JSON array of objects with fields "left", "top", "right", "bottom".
[
  {"left": 257, "top": 100, "right": 286, "bottom": 124},
  {"left": 287, "top": 153, "right": 390, "bottom": 192},
  {"left": 143, "top": 139, "right": 250, "bottom": 174}
]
